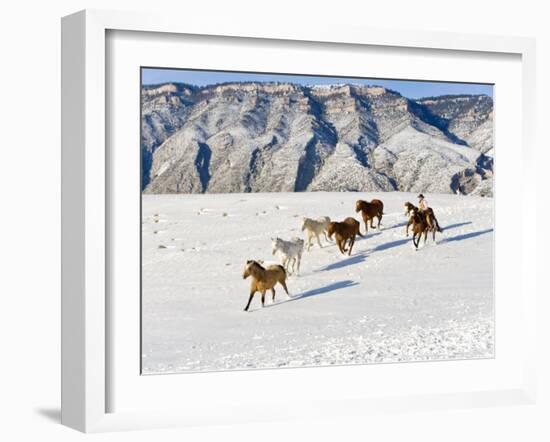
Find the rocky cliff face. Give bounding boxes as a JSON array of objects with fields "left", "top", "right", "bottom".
[
  {"left": 141, "top": 82, "right": 494, "bottom": 195},
  {"left": 416, "top": 94, "right": 494, "bottom": 154}
]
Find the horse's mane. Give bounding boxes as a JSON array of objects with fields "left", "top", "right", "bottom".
[
  {"left": 356, "top": 199, "right": 371, "bottom": 211},
  {"left": 247, "top": 260, "right": 265, "bottom": 271}
]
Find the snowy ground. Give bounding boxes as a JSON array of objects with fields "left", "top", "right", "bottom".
[{"left": 141, "top": 192, "right": 494, "bottom": 374}]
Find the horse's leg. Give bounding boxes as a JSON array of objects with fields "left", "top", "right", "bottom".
[
  {"left": 307, "top": 233, "right": 312, "bottom": 251},
  {"left": 284, "top": 257, "right": 291, "bottom": 275},
  {"left": 279, "top": 279, "right": 290, "bottom": 298},
  {"left": 261, "top": 290, "right": 266, "bottom": 307},
  {"left": 296, "top": 253, "right": 301, "bottom": 275},
  {"left": 426, "top": 215, "right": 433, "bottom": 230},
  {"left": 338, "top": 239, "right": 345, "bottom": 254},
  {"left": 271, "top": 288, "right": 276, "bottom": 302},
  {"left": 348, "top": 236, "right": 355, "bottom": 256},
  {"left": 244, "top": 290, "right": 256, "bottom": 311},
  {"left": 378, "top": 214, "right": 383, "bottom": 229},
  {"left": 405, "top": 219, "right": 411, "bottom": 237},
  {"left": 316, "top": 233, "right": 322, "bottom": 249}
]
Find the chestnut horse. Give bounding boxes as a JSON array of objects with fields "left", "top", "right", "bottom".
[
  {"left": 327, "top": 217, "right": 363, "bottom": 256},
  {"left": 355, "top": 199, "right": 384, "bottom": 234}
]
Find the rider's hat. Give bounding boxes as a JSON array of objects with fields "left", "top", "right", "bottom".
[{"left": 417, "top": 194, "right": 425, "bottom": 199}]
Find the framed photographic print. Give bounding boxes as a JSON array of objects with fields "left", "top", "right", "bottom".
[
  {"left": 61, "top": 9, "right": 538, "bottom": 432},
  {"left": 139, "top": 66, "right": 495, "bottom": 375}
]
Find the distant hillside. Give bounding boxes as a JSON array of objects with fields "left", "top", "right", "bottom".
[{"left": 141, "top": 82, "right": 493, "bottom": 195}]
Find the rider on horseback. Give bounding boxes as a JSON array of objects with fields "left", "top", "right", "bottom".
[{"left": 418, "top": 194, "right": 443, "bottom": 233}]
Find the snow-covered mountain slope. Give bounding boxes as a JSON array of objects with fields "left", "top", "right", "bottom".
[
  {"left": 416, "top": 94, "right": 494, "bottom": 153},
  {"left": 141, "top": 83, "right": 198, "bottom": 189},
  {"left": 141, "top": 83, "right": 494, "bottom": 195},
  {"left": 141, "top": 192, "right": 494, "bottom": 374},
  {"left": 373, "top": 126, "right": 486, "bottom": 194}
]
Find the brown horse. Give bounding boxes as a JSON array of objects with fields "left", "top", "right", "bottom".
[
  {"left": 404, "top": 202, "right": 418, "bottom": 236},
  {"left": 327, "top": 217, "right": 363, "bottom": 256},
  {"left": 404, "top": 202, "right": 443, "bottom": 236},
  {"left": 355, "top": 199, "right": 384, "bottom": 234},
  {"left": 410, "top": 208, "right": 437, "bottom": 249},
  {"left": 424, "top": 207, "right": 443, "bottom": 232},
  {"left": 404, "top": 202, "right": 417, "bottom": 217},
  {"left": 242, "top": 260, "right": 289, "bottom": 311}
]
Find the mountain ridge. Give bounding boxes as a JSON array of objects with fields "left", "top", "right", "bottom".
[{"left": 141, "top": 81, "right": 493, "bottom": 195}]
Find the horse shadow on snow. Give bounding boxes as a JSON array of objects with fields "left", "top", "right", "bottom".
[
  {"left": 439, "top": 228, "right": 493, "bottom": 243},
  {"left": 260, "top": 280, "right": 358, "bottom": 310},
  {"left": 294, "top": 279, "right": 359, "bottom": 300},
  {"left": 442, "top": 221, "right": 472, "bottom": 231},
  {"left": 318, "top": 251, "right": 368, "bottom": 271}
]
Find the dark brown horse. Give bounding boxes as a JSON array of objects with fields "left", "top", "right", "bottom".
[
  {"left": 355, "top": 199, "right": 384, "bottom": 234},
  {"left": 410, "top": 208, "right": 437, "bottom": 249},
  {"left": 404, "top": 202, "right": 443, "bottom": 236},
  {"left": 404, "top": 202, "right": 417, "bottom": 217},
  {"left": 327, "top": 217, "right": 363, "bottom": 256},
  {"left": 404, "top": 202, "right": 417, "bottom": 236}
]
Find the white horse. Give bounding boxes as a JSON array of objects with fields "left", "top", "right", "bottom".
[
  {"left": 271, "top": 237, "right": 304, "bottom": 275},
  {"left": 301, "top": 216, "right": 331, "bottom": 251}
]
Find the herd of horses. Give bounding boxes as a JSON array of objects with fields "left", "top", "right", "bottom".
[{"left": 242, "top": 198, "right": 443, "bottom": 311}]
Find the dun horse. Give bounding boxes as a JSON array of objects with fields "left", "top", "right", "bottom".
[
  {"left": 327, "top": 217, "right": 363, "bottom": 256},
  {"left": 355, "top": 199, "right": 384, "bottom": 234},
  {"left": 242, "top": 260, "right": 290, "bottom": 311}
]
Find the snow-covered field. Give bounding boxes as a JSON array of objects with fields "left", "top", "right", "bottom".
[{"left": 141, "top": 192, "right": 494, "bottom": 374}]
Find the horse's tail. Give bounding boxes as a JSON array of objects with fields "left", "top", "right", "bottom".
[{"left": 277, "top": 264, "right": 286, "bottom": 276}]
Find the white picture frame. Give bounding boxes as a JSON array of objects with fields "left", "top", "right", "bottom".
[{"left": 61, "top": 9, "right": 538, "bottom": 433}]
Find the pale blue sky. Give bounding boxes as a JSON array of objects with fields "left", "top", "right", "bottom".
[{"left": 141, "top": 68, "right": 493, "bottom": 99}]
